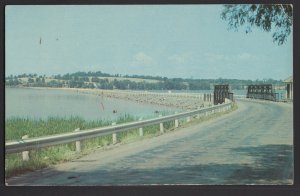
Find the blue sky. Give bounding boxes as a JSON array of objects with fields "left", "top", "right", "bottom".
[{"left": 5, "top": 5, "right": 293, "bottom": 80}]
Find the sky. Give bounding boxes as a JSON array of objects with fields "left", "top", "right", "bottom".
[{"left": 5, "top": 5, "right": 293, "bottom": 80}]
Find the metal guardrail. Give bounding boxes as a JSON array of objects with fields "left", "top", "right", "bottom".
[{"left": 5, "top": 102, "right": 232, "bottom": 154}]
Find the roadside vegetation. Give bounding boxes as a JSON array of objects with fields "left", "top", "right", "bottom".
[
  {"left": 5, "top": 113, "right": 173, "bottom": 178},
  {"left": 5, "top": 104, "right": 237, "bottom": 178}
]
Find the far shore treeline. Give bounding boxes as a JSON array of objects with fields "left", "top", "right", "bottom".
[{"left": 5, "top": 71, "right": 285, "bottom": 90}]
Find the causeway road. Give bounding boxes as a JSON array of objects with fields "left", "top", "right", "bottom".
[{"left": 7, "top": 99, "right": 293, "bottom": 185}]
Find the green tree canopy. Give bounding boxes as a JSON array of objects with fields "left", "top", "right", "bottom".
[{"left": 221, "top": 4, "right": 293, "bottom": 45}]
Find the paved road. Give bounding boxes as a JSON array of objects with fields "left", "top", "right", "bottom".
[{"left": 7, "top": 100, "right": 293, "bottom": 185}]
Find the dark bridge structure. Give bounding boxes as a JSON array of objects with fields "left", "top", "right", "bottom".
[
  {"left": 214, "top": 84, "right": 234, "bottom": 105},
  {"left": 246, "top": 84, "right": 279, "bottom": 101}
]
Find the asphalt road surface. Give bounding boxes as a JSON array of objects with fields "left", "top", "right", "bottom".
[{"left": 7, "top": 99, "right": 293, "bottom": 185}]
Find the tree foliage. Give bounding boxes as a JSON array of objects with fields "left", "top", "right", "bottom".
[
  {"left": 221, "top": 4, "right": 293, "bottom": 45},
  {"left": 5, "top": 71, "right": 284, "bottom": 90}
]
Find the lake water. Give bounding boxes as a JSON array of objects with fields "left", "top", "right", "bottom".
[
  {"left": 5, "top": 88, "right": 180, "bottom": 121},
  {"left": 5, "top": 88, "right": 286, "bottom": 121}
]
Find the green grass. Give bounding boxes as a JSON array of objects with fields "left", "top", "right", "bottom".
[
  {"left": 5, "top": 104, "right": 237, "bottom": 178},
  {"left": 5, "top": 115, "right": 138, "bottom": 141},
  {"left": 5, "top": 113, "right": 172, "bottom": 178}
]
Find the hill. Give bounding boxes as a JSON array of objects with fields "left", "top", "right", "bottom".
[{"left": 5, "top": 71, "right": 285, "bottom": 90}]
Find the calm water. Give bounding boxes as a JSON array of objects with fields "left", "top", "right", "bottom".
[
  {"left": 5, "top": 88, "right": 179, "bottom": 121},
  {"left": 5, "top": 88, "right": 286, "bottom": 121}
]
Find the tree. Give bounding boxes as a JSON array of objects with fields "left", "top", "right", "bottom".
[
  {"left": 28, "top": 78, "right": 35, "bottom": 83},
  {"left": 6, "top": 79, "right": 14, "bottom": 86},
  {"left": 91, "top": 77, "right": 100, "bottom": 83},
  {"left": 221, "top": 4, "right": 293, "bottom": 45},
  {"left": 13, "top": 79, "right": 21, "bottom": 86}
]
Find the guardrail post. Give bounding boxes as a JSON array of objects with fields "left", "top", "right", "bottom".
[
  {"left": 139, "top": 117, "right": 143, "bottom": 136},
  {"left": 74, "top": 128, "right": 81, "bottom": 152},
  {"left": 112, "top": 122, "right": 117, "bottom": 144},
  {"left": 22, "top": 135, "right": 29, "bottom": 161},
  {"left": 159, "top": 114, "right": 164, "bottom": 133},
  {"left": 175, "top": 112, "right": 179, "bottom": 128}
]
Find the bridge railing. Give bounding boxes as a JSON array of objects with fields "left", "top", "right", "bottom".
[{"left": 5, "top": 102, "right": 233, "bottom": 154}]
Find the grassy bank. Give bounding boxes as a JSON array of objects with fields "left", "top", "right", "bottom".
[
  {"left": 5, "top": 114, "right": 174, "bottom": 178},
  {"left": 5, "top": 104, "right": 237, "bottom": 178}
]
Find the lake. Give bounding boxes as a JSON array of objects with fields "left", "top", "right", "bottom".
[
  {"left": 5, "top": 87, "right": 180, "bottom": 121},
  {"left": 5, "top": 87, "right": 286, "bottom": 121}
]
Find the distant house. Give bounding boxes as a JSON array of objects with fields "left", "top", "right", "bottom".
[
  {"left": 283, "top": 76, "right": 293, "bottom": 100},
  {"left": 93, "top": 83, "right": 99, "bottom": 88}
]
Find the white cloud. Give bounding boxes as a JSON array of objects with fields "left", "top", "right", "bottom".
[
  {"left": 237, "top": 52, "right": 257, "bottom": 61},
  {"left": 204, "top": 53, "right": 230, "bottom": 62},
  {"left": 200, "top": 52, "right": 261, "bottom": 79},
  {"left": 204, "top": 52, "right": 258, "bottom": 64},
  {"left": 130, "top": 52, "right": 154, "bottom": 67},
  {"left": 168, "top": 53, "right": 192, "bottom": 64}
]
